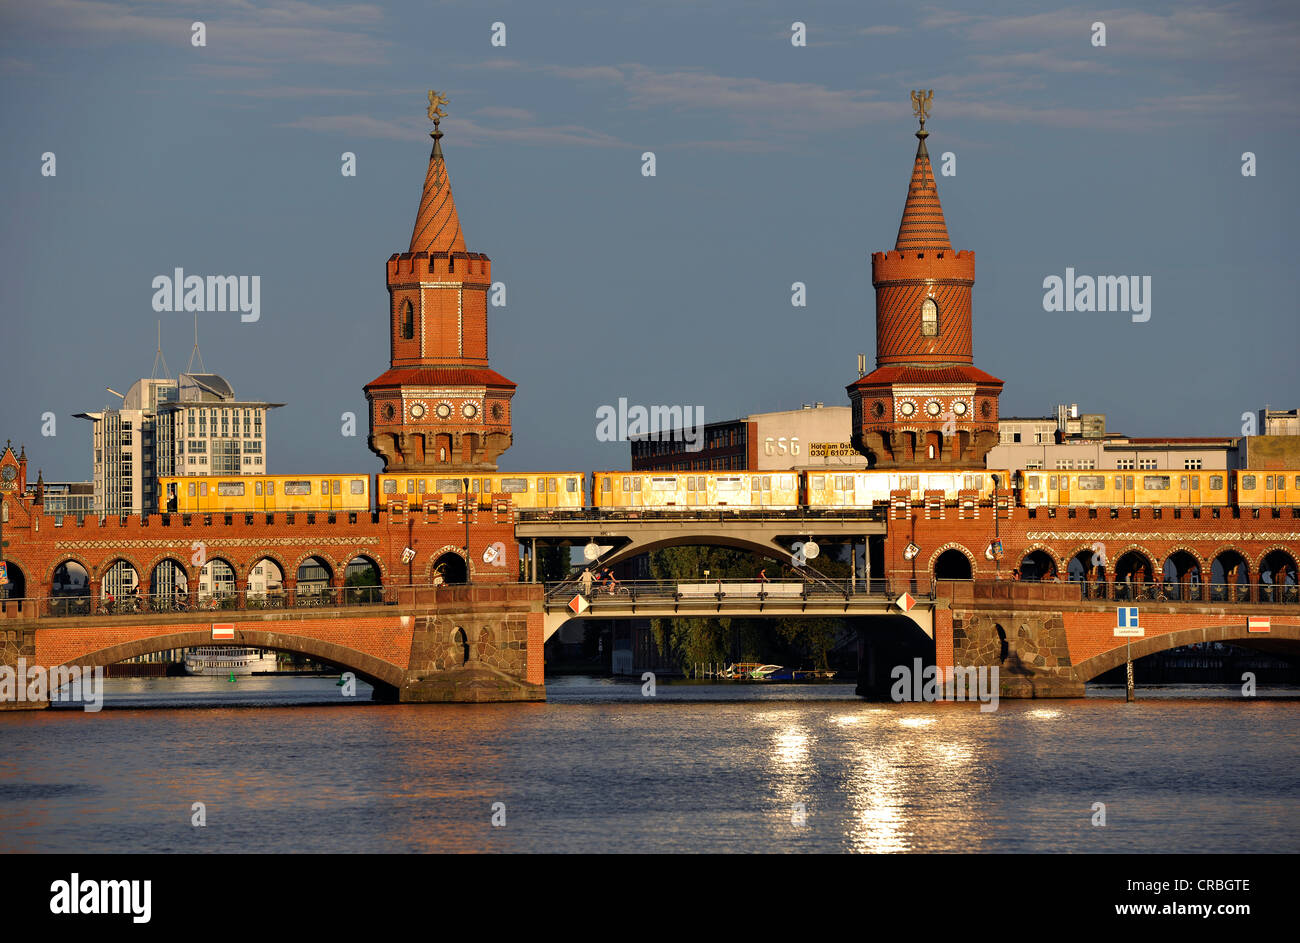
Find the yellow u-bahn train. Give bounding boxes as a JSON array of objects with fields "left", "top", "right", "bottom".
[
  {"left": 158, "top": 466, "right": 1300, "bottom": 515},
  {"left": 160, "top": 474, "right": 371, "bottom": 513},
  {"left": 377, "top": 472, "right": 585, "bottom": 509}
]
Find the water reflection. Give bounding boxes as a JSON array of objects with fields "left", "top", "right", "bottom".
[{"left": 1, "top": 677, "right": 1297, "bottom": 853}]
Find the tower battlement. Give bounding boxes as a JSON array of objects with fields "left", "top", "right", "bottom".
[{"left": 387, "top": 251, "right": 492, "bottom": 281}]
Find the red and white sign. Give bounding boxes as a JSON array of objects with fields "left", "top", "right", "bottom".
[
  {"left": 1248, "top": 617, "right": 1270, "bottom": 633},
  {"left": 211, "top": 624, "right": 235, "bottom": 641},
  {"left": 895, "top": 592, "right": 915, "bottom": 613},
  {"left": 569, "top": 595, "right": 590, "bottom": 616}
]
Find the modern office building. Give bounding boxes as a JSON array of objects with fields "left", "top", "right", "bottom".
[{"left": 75, "top": 372, "right": 281, "bottom": 516}]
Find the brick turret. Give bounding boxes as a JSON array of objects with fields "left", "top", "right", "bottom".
[
  {"left": 848, "top": 97, "right": 1003, "bottom": 467},
  {"left": 364, "top": 104, "right": 516, "bottom": 473}
]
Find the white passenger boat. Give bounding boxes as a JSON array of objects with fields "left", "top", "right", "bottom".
[{"left": 184, "top": 646, "right": 278, "bottom": 676}]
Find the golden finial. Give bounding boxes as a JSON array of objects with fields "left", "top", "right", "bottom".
[
  {"left": 910, "top": 89, "right": 934, "bottom": 131},
  {"left": 427, "top": 90, "right": 449, "bottom": 124}
]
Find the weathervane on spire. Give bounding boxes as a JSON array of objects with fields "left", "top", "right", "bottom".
[
  {"left": 427, "top": 90, "right": 449, "bottom": 128},
  {"left": 910, "top": 89, "right": 934, "bottom": 131}
]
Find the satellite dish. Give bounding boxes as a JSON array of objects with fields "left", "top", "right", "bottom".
[{"left": 802, "top": 540, "right": 820, "bottom": 560}]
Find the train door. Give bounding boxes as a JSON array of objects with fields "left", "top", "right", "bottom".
[
  {"left": 750, "top": 475, "right": 771, "bottom": 508},
  {"left": 1186, "top": 474, "right": 1200, "bottom": 506},
  {"left": 1058, "top": 474, "right": 1071, "bottom": 506},
  {"left": 832, "top": 474, "right": 854, "bottom": 507},
  {"left": 1114, "top": 474, "right": 1134, "bottom": 505}
]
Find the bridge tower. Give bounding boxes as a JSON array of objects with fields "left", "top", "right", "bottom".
[
  {"left": 364, "top": 94, "right": 516, "bottom": 473},
  {"left": 847, "top": 92, "right": 1003, "bottom": 468}
]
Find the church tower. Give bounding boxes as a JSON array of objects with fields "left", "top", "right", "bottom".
[
  {"left": 364, "top": 92, "right": 516, "bottom": 473},
  {"left": 847, "top": 92, "right": 1003, "bottom": 467}
]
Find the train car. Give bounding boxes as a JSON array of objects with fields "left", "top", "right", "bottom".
[
  {"left": 1235, "top": 470, "right": 1300, "bottom": 507},
  {"left": 805, "top": 470, "right": 1008, "bottom": 508},
  {"left": 376, "top": 472, "right": 585, "bottom": 510},
  {"left": 592, "top": 471, "right": 801, "bottom": 510},
  {"left": 160, "top": 474, "right": 370, "bottom": 513},
  {"left": 1018, "top": 470, "right": 1232, "bottom": 507}
]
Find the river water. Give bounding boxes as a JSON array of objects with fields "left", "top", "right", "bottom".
[{"left": 1, "top": 676, "right": 1297, "bottom": 853}]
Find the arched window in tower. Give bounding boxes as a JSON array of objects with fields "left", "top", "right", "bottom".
[
  {"left": 401, "top": 299, "right": 414, "bottom": 340},
  {"left": 921, "top": 298, "right": 939, "bottom": 336}
]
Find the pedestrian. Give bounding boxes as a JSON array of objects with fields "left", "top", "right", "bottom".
[
  {"left": 580, "top": 568, "right": 593, "bottom": 596},
  {"left": 1011, "top": 567, "right": 1020, "bottom": 581},
  {"left": 758, "top": 567, "right": 769, "bottom": 584}
]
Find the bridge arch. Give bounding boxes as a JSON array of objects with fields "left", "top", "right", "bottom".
[
  {"left": 1018, "top": 545, "right": 1061, "bottom": 580},
  {"left": 46, "top": 556, "right": 92, "bottom": 587},
  {"left": 94, "top": 555, "right": 143, "bottom": 585},
  {"left": 244, "top": 552, "right": 290, "bottom": 584},
  {"left": 52, "top": 629, "right": 404, "bottom": 696},
  {"left": 928, "top": 543, "right": 974, "bottom": 581},
  {"left": 292, "top": 551, "right": 339, "bottom": 581},
  {"left": 426, "top": 543, "right": 473, "bottom": 580},
  {"left": 594, "top": 534, "right": 800, "bottom": 573},
  {"left": 1071, "top": 623, "right": 1300, "bottom": 684},
  {"left": 344, "top": 550, "right": 388, "bottom": 580}
]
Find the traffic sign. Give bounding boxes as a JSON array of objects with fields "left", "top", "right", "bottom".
[
  {"left": 569, "top": 595, "right": 590, "bottom": 615},
  {"left": 212, "top": 624, "right": 235, "bottom": 641},
  {"left": 1114, "top": 606, "right": 1142, "bottom": 637},
  {"left": 1248, "top": 617, "right": 1270, "bottom": 633},
  {"left": 895, "top": 592, "right": 915, "bottom": 612}
]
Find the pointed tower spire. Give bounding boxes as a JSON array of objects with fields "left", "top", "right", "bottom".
[
  {"left": 894, "top": 89, "right": 952, "bottom": 252},
  {"left": 409, "top": 90, "right": 467, "bottom": 255}
]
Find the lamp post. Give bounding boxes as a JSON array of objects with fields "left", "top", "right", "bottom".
[
  {"left": 463, "top": 477, "right": 471, "bottom": 585},
  {"left": 990, "top": 474, "right": 1002, "bottom": 579}
]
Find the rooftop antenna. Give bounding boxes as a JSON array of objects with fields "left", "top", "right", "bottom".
[
  {"left": 151, "top": 320, "right": 171, "bottom": 380},
  {"left": 186, "top": 313, "right": 206, "bottom": 374}
]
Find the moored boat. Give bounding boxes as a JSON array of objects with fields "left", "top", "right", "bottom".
[{"left": 184, "top": 646, "right": 278, "bottom": 676}]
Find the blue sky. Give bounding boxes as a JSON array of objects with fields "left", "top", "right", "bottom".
[{"left": 2, "top": 0, "right": 1297, "bottom": 480}]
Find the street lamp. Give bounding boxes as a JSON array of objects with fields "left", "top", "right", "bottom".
[
  {"left": 463, "top": 477, "right": 471, "bottom": 585},
  {"left": 989, "top": 473, "right": 1002, "bottom": 579}
]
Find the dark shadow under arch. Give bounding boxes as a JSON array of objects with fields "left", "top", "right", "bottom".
[{"left": 1072, "top": 624, "right": 1300, "bottom": 684}]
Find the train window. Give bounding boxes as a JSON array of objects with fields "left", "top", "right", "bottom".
[
  {"left": 1143, "top": 475, "right": 1171, "bottom": 491},
  {"left": 1265, "top": 476, "right": 1274, "bottom": 489},
  {"left": 1179, "top": 476, "right": 1188, "bottom": 489},
  {"left": 321, "top": 480, "right": 329, "bottom": 494},
  {"left": 652, "top": 477, "right": 676, "bottom": 491},
  {"left": 812, "top": 476, "right": 825, "bottom": 490},
  {"left": 470, "top": 480, "right": 480, "bottom": 493},
  {"left": 1125, "top": 476, "right": 1134, "bottom": 489},
  {"left": 436, "top": 479, "right": 462, "bottom": 493},
  {"left": 548, "top": 479, "right": 557, "bottom": 492},
  {"left": 188, "top": 482, "right": 197, "bottom": 497},
  {"left": 383, "top": 479, "right": 397, "bottom": 494},
  {"left": 718, "top": 477, "right": 742, "bottom": 491},
  {"left": 686, "top": 476, "right": 696, "bottom": 491},
  {"left": 350, "top": 479, "right": 365, "bottom": 494},
  {"left": 285, "top": 481, "right": 311, "bottom": 495},
  {"left": 1113, "top": 476, "right": 1122, "bottom": 489},
  {"left": 1191, "top": 476, "right": 1199, "bottom": 489},
  {"left": 1049, "top": 476, "right": 1058, "bottom": 490},
  {"left": 632, "top": 477, "right": 641, "bottom": 490},
  {"left": 539, "top": 478, "right": 547, "bottom": 491},
  {"left": 567, "top": 478, "right": 577, "bottom": 492},
  {"left": 332, "top": 480, "right": 341, "bottom": 495},
  {"left": 761, "top": 476, "right": 771, "bottom": 490},
  {"left": 501, "top": 478, "right": 528, "bottom": 493},
  {"left": 900, "top": 475, "right": 918, "bottom": 491},
  {"left": 599, "top": 478, "right": 611, "bottom": 493},
  {"left": 1027, "top": 476, "right": 1039, "bottom": 489},
  {"left": 416, "top": 480, "right": 426, "bottom": 493},
  {"left": 1242, "top": 475, "right": 1256, "bottom": 490},
  {"left": 267, "top": 482, "right": 275, "bottom": 495},
  {"left": 622, "top": 477, "right": 630, "bottom": 491},
  {"left": 200, "top": 483, "right": 208, "bottom": 496},
  {"left": 1209, "top": 475, "right": 1224, "bottom": 489},
  {"left": 217, "top": 482, "right": 245, "bottom": 497},
  {"left": 406, "top": 479, "right": 414, "bottom": 494},
  {"left": 255, "top": 482, "right": 263, "bottom": 496},
  {"left": 1078, "top": 476, "right": 1105, "bottom": 490}
]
